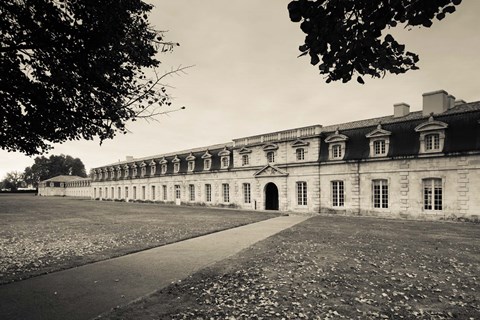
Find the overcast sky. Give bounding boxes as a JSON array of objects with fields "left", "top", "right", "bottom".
[{"left": 1, "top": 0, "right": 480, "bottom": 179}]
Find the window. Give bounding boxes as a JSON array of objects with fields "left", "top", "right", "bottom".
[
  {"left": 132, "top": 166, "right": 137, "bottom": 177},
  {"left": 151, "top": 186, "right": 156, "bottom": 200},
  {"left": 188, "top": 161, "right": 195, "bottom": 172},
  {"left": 175, "top": 185, "right": 181, "bottom": 199},
  {"left": 241, "top": 155, "right": 249, "bottom": 166},
  {"left": 133, "top": 186, "right": 137, "bottom": 200},
  {"left": 150, "top": 165, "right": 156, "bottom": 176},
  {"left": 162, "top": 185, "right": 167, "bottom": 200},
  {"left": 425, "top": 133, "right": 440, "bottom": 151},
  {"left": 372, "top": 180, "right": 388, "bottom": 209},
  {"left": 415, "top": 117, "right": 447, "bottom": 154},
  {"left": 105, "top": 187, "right": 108, "bottom": 198},
  {"left": 297, "top": 182, "right": 307, "bottom": 206},
  {"left": 331, "top": 181, "right": 344, "bottom": 207},
  {"left": 205, "top": 184, "right": 212, "bottom": 202},
  {"left": 94, "top": 188, "right": 97, "bottom": 198},
  {"left": 189, "top": 184, "right": 195, "bottom": 201},
  {"left": 424, "top": 178, "right": 442, "bottom": 211},
  {"left": 141, "top": 166, "right": 146, "bottom": 177},
  {"left": 222, "top": 184, "right": 230, "bottom": 203},
  {"left": 266, "top": 151, "right": 275, "bottom": 163},
  {"left": 99, "top": 188, "right": 102, "bottom": 198},
  {"left": 243, "top": 183, "right": 251, "bottom": 203},
  {"left": 174, "top": 163, "right": 180, "bottom": 173},
  {"left": 221, "top": 157, "right": 230, "bottom": 169},
  {"left": 204, "top": 159, "right": 211, "bottom": 170},
  {"left": 50, "top": 182, "right": 55, "bottom": 187},
  {"left": 125, "top": 187, "right": 129, "bottom": 199},
  {"left": 332, "top": 144, "right": 342, "bottom": 159},
  {"left": 118, "top": 187, "right": 121, "bottom": 199},
  {"left": 161, "top": 164, "right": 167, "bottom": 174},
  {"left": 124, "top": 167, "right": 129, "bottom": 178},
  {"left": 111, "top": 187, "right": 114, "bottom": 198},
  {"left": 296, "top": 148, "right": 305, "bottom": 161},
  {"left": 117, "top": 168, "right": 122, "bottom": 179},
  {"left": 373, "top": 140, "right": 386, "bottom": 156}
]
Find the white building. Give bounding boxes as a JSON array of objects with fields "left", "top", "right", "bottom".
[{"left": 48, "top": 90, "right": 480, "bottom": 220}]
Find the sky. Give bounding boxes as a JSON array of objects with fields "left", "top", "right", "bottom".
[{"left": 1, "top": 0, "right": 480, "bottom": 179}]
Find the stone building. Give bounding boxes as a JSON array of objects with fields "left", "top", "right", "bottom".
[
  {"left": 65, "top": 90, "right": 480, "bottom": 219},
  {"left": 38, "top": 175, "right": 91, "bottom": 197}
]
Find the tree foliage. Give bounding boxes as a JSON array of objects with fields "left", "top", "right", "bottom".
[
  {"left": 1, "top": 0, "right": 182, "bottom": 155},
  {"left": 288, "top": 0, "right": 463, "bottom": 84},
  {"left": 1, "top": 171, "right": 25, "bottom": 191},
  {"left": 23, "top": 154, "right": 87, "bottom": 187}
]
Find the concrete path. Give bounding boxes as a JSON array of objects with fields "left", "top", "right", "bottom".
[{"left": 0, "top": 215, "right": 309, "bottom": 320}]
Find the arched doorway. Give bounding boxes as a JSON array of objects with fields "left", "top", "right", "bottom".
[{"left": 265, "top": 182, "right": 279, "bottom": 210}]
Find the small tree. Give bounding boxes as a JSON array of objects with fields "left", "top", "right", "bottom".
[
  {"left": 288, "top": 0, "right": 463, "bottom": 83},
  {"left": 1, "top": 171, "right": 25, "bottom": 191}
]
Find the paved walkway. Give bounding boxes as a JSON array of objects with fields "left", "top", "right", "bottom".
[{"left": 0, "top": 215, "right": 309, "bottom": 320}]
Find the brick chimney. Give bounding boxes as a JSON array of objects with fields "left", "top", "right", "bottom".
[
  {"left": 447, "top": 95, "right": 456, "bottom": 109},
  {"left": 422, "top": 90, "right": 449, "bottom": 116},
  {"left": 393, "top": 103, "right": 410, "bottom": 118}
]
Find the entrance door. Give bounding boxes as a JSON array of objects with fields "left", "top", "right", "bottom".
[{"left": 265, "top": 182, "right": 279, "bottom": 210}]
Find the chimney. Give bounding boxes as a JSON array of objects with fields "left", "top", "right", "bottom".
[
  {"left": 447, "top": 95, "right": 456, "bottom": 109},
  {"left": 126, "top": 156, "right": 134, "bottom": 162},
  {"left": 422, "top": 90, "right": 449, "bottom": 116},
  {"left": 393, "top": 103, "right": 410, "bottom": 118}
]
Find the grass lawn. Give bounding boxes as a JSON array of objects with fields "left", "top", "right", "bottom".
[
  {"left": 102, "top": 215, "right": 480, "bottom": 320},
  {"left": 0, "top": 194, "right": 278, "bottom": 284}
]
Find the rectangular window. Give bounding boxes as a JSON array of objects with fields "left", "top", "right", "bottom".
[
  {"left": 267, "top": 152, "right": 275, "bottom": 163},
  {"left": 189, "top": 184, "right": 195, "bottom": 201},
  {"left": 118, "top": 187, "right": 121, "bottom": 199},
  {"left": 162, "top": 185, "right": 167, "bottom": 201},
  {"left": 243, "top": 183, "right": 251, "bottom": 203},
  {"left": 425, "top": 134, "right": 440, "bottom": 151},
  {"left": 125, "top": 186, "right": 129, "bottom": 199},
  {"left": 105, "top": 187, "right": 108, "bottom": 199},
  {"left": 297, "top": 181, "right": 307, "bottom": 206},
  {"left": 161, "top": 164, "right": 167, "bottom": 174},
  {"left": 175, "top": 185, "right": 181, "bottom": 199},
  {"left": 373, "top": 140, "right": 386, "bottom": 155},
  {"left": 205, "top": 184, "right": 212, "bottom": 202},
  {"left": 111, "top": 187, "right": 114, "bottom": 198},
  {"left": 188, "top": 161, "right": 194, "bottom": 172},
  {"left": 296, "top": 148, "right": 305, "bottom": 160},
  {"left": 204, "top": 159, "right": 211, "bottom": 170},
  {"left": 222, "top": 183, "right": 230, "bottom": 203},
  {"left": 331, "top": 181, "right": 344, "bottom": 207},
  {"left": 151, "top": 185, "right": 156, "bottom": 200},
  {"left": 373, "top": 179, "right": 388, "bottom": 208},
  {"left": 94, "top": 188, "right": 97, "bottom": 198},
  {"left": 221, "top": 157, "right": 229, "bottom": 168},
  {"left": 242, "top": 155, "right": 249, "bottom": 166},
  {"left": 332, "top": 144, "right": 342, "bottom": 159},
  {"left": 151, "top": 166, "right": 156, "bottom": 176},
  {"left": 141, "top": 186, "right": 145, "bottom": 200},
  {"left": 174, "top": 163, "right": 180, "bottom": 173},
  {"left": 424, "top": 178, "right": 442, "bottom": 210}
]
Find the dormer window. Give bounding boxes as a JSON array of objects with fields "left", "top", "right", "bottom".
[
  {"left": 296, "top": 148, "right": 305, "bottom": 161},
  {"left": 123, "top": 165, "right": 129, "bottom": 178},
  {"left": 116, "top": 166, "right": 122, "bottom": 179},
  {"left": 366, "top": 124, "right": 391, "bottom": 158},
  {"left": 186, "top": 153, "right": 196, "bottom": 172},
  {"left": 242, "top": 154, "right": 249, "bottom": 166},
  {"left": 266, "top": 151, "right": 275, "bottom": 163},
  {"left": 132, "top": 164, "right": 137, "bottom": 177},
  {"left": 159, "top": 157, "right": 167, "bottom": 174},
  {"left": 149, "top": 160, "right": 156, "bottom": 176},
  {"left": 140, "top": 162, "right": 147, "bottom": 177},
  {"left": 325, "top": 129, "right": 348, "bottom": 161},
  {"left": 201, "top": 150, "right": 212, "bottom": 171},
  {"left": 218, "top": 147, "right": 231, "bottom": 169},
  {"left": 161, "top": 164, "right": 167, "bottom": 174},
  {"left": 172, "top": 155, "right": 180, "bottom": 173},
  {"left": 415, "top": 116, "right": 447, "bottom": 154}
]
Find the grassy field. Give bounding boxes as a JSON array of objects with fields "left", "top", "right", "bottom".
[
  {"left": 0, "top": 194, "right": 278, "bottom": 284},
  {"left": 103, "top": 215, "right": 480, "bottom": 320}
]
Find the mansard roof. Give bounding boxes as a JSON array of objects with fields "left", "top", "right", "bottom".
[{"left": 319, "top": 106, "right": 480, "bottom": 161}]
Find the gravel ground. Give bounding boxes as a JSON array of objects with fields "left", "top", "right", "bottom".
[
  {"left": 102, "top": 215, "right": 480, "bottom": 320},
  {"left": 0, "top": 194, "right": 277, "bottom": 284}
]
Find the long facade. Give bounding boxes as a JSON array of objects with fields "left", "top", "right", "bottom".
[{"left": 65, "top": 90, "right": 480, "bottom": 219}]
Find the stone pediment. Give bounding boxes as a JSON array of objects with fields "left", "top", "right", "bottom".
[
  {"left": 238, "top": 147, "right": 252, "bottom": 154},
  {"left": 253, "top": 165, "right": 288, "bottom": 178},
  {"left": 366, "top": 124, "right": 392, "bottom": 138},
  {"left": 291, "top": 139, "right": 309, "bottom": 147},
  {"left": 262, "top": 144, "right": 279, "bottom": 151},
  {"left": 325, "top": 129, "right": 348, "bottom": 143},
  {"left": 415, "top": 116, "right": 448, "bottom": 132}
]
